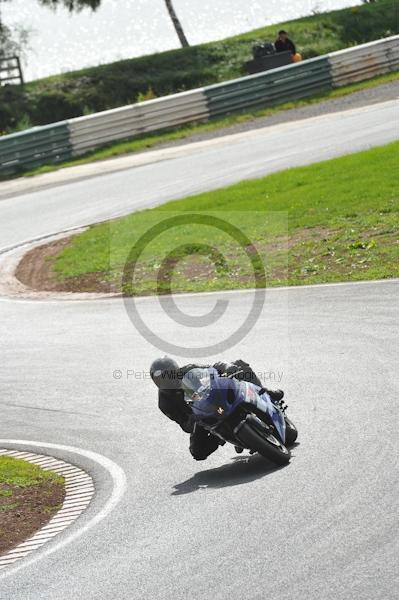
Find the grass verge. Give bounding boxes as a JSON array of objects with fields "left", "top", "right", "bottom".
[
  {"left": 25, "top": 140, "right": 399, "bottom": 294},
  {"left": 18, "top": 70, "right": 399, "bottom": 179},
  {"left": 0, "top": 456, "right": 65, "bottom": 555}
]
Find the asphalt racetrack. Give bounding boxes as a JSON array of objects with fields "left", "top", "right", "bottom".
[{"left": 0, "top": 101, "right": 398, "bottom": 599}]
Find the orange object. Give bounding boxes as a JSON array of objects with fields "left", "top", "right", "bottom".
[{"left": 292, "top": 53, "right": 302, "bottom": 63}]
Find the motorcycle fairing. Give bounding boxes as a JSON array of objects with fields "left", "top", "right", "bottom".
[
  {"left": 184, "top": 368, "right": 286, "bottom": 443},
  {"left": 237, "top": 381, "right": 286, "bottom": 443}
]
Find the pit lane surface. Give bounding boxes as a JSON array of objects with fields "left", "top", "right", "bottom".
[{"left": 0, "top": 101, "right": 398, "bottom": 599}]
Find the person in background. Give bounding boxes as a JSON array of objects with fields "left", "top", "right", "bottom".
[{"left": 275, "top": 30, "right": 296, "bottom": 56}]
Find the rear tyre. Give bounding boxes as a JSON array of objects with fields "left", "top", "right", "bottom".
[
  {"left": 237, "top": 422, "right": 291, "bottom": 465},
  {"left": 284, "top": 417, "right": 298, "bottom": 446}
]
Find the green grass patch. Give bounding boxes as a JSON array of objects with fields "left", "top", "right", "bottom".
[
  {"left": 51, "top": 140, "right": 399, "bottom": 292},
  {"left": 0, "top": 456, "right": 64, "bottom": 488},
  {"left": 0, "top": 456, "right": 66, "bottom": 555},
  {"left": 18, "top": 70, "right": 399, "bottom": 179},
  {"left": 1, "top": 0, "right": 398, "bottom": 133},
  {"left": 0, "top": 503, "right": 19, "bottom": 512}
]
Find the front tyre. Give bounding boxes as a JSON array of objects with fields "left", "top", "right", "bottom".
[
  {"left": 284, "top": 416, "right": 298, "bottom": 446},
  {"left": 237, "top": 422, "right": 291, "bottom": 465}
]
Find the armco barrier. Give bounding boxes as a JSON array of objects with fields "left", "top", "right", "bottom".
[
  {"left": 68, "top": 104, "right": 142, "bottom": 156},
  {"left": 68, "top": 88, "right": 209, "bottom": 155},
  {"left": 329, "top": 36, "right": 399, "bottom": 87},
  {"left": 204, "top": 56, "right": 332, "bottom": 118},
  {"left": 0, "top": 122, "right": 71, "bottom": 176},
  {"left": 1, "top": 35, "right": 398, "bottom": 175}
]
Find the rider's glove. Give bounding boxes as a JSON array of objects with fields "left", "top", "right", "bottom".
[{"left": 213, "top": 361, "right": 243, "bottom": 378}]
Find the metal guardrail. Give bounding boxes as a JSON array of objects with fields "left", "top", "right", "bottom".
[
  {"left": 0, "top": 35, "right": 398, "bottom": 175},
  {"left": 329, "top": 37, "right": 399, "bottom": 86},
  {"left": 68, "top": 105, "right": 143, "bottom": 156},
  {"left": 0, "top": 123, "right": 71, "bottom": 176},
  {"left": 69, "top": 88, "right": 209, "bottom": 156},
  {"left": 204, "top": 56, "right": 332, "bottom": 118}
]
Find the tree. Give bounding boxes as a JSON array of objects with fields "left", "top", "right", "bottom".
[
  {"left": 0, "top": 22, "right": 29, "bottom": 58},
  {"left": 164, "top": 0, "right": 189, "bottom": 47},
  {"left": 38, "top": 0, "right": 101, "bottom": 10},
  {"left": 0, "top": 1, "right": 30, "bottom": 60},
  {"left": 1, "top": 0, "right": 190, "bottom": 57},
  {"left": 39, "top": 0, "right": 190, "bottom": 47}
]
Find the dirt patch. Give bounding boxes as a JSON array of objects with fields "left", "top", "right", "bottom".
[
  {"left": 0, "top": 479, "right": 65, "bottom": 555},
  {"left": 16, "top": 236, "right": 114, "bottom": 294}
]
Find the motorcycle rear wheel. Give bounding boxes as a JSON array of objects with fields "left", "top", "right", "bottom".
[{"left": 237, "top": 422, "right": 291, "bottom": 465}]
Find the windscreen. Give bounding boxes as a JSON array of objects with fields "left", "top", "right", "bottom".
[{"left": 182, "top": 368, "right": 211, "bottom": 403}]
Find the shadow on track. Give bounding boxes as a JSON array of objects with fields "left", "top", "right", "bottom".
[{"left": 171, "top": 454, "right": 289, "bottom": 495}]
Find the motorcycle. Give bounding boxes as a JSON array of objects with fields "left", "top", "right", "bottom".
[{"left": 183, "top": 368, "right": 298, "bottom": 465}]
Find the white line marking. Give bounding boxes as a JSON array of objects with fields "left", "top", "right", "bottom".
[
  {"left": 29, "top": 531, "right": 61, "bottom": 541},
  {"left": 0, "top": 558, "right": 19, "bottom": 566},
  {"left": 1, "top": 551, "right": 32, "bottom": 559},
  {"left": 0, "top": 441, "right": 127, "bottom": 581},
  {"left": 11, "top": 542, "right": 43, "bottom": 550},
  {"left": 64, "top": 491, "right": 93, "bottom": 500},
  {"left": 38, "top": 525, "right": 68, "bottom": 534}
]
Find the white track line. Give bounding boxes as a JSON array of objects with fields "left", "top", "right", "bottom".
[{"left": 0, "top": 441, "right": 127, "bottom": 581}]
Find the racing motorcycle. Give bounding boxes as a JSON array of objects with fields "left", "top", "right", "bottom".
[{"left": 182, "top": 368, "right": 298, "bottom": 465}]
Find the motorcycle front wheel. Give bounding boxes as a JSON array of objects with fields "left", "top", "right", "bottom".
[
  {"left": 237, "top": 422, "right": 291, "bottom": 465},
  {"left": 284, "top": 416, "right": 298, "bottom": 446}
]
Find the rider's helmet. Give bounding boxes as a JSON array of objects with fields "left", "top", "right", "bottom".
[{"left": 150, "top": 356, "right": 180, "bottom": 390}]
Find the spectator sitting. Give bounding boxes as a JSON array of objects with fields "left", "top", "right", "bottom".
[{"left": 275, "top": 30, "right": 296, "bottom": 55}]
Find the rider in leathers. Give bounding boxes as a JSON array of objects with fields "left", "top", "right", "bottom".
[{"left": 150, "top": 357, "right": 284, "bottom": 461}]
